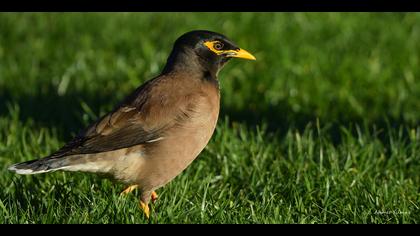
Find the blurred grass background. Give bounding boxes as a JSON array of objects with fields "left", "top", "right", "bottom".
[{"left": 0, "top": 13, "right": 419, "bottom": 223}]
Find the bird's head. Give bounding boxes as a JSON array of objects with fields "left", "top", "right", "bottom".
[{"left": 163, "top": 30, "right": 256, "bottom": 78}]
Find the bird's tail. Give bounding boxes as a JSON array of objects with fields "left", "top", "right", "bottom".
[{"left": 8, "top": 157, "right": 72, "bottom": 175}]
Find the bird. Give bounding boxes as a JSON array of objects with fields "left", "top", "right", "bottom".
[{"left": 8, "top": 30, "right": 256, "bottom": 218}]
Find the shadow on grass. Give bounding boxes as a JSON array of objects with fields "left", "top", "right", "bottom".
[
  {"left": 0, "top": 85, "right": 416, "bottom": 146},
  {"left": 0, "top": 86, "right": 117, "bottom": 141},
  {"left": 222, "top": 97, "right": 418, "bottom": 147}
]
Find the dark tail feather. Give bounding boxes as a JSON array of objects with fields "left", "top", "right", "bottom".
[{"left": 8, "top": 158, "right": 69, "bottom": 175}]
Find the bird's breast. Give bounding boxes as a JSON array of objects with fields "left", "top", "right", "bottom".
[{"left": 138, "top": 87, "right": 220, "bottom": 190}]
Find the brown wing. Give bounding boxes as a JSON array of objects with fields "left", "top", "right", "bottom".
[
  {"left": 48, "top": 74, "right": 196, "bottom": 158},
  {"left": 49, "top": 106, "right": 164, "bottom": 157}
]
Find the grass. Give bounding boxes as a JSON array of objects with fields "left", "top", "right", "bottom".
[{"left": 0, "top": 12, "right": 419, "bottom": 223}]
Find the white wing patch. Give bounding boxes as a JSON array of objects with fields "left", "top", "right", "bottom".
[{"left": 146, "top": 137, "right": 165, "bottom": 143}]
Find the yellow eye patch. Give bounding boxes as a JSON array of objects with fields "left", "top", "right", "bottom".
[
  {"left": 203, "top": 40, "right": 256, "bottom": 60},
  {"left": 204, "top": 41, "right": 236, "bottom": 55}
]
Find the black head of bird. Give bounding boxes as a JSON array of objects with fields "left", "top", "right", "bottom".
[{"left": 162, "top": 30, "right": 256, "bottom": 77}]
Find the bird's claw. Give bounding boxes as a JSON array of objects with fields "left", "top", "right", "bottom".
[
  {"left": 120, "top": 185, "right": 139, "bottom": 196},
  {"left": 140, "top": 201, "right": 150, "bottom": 218}
]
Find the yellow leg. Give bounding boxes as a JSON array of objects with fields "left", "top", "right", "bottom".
[
  {"left": 120, "top": 185, "right": 138, "bottom": 195},
  {"left": 151, "top": 191, "right": 158, "bottom": 203},
  {"left": 140, "top": 201, "right": 150, "bottom": 218}
]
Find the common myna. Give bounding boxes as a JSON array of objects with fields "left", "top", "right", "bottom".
[{"left": 8, "top": 30, "right": 256, "bottom": 218}]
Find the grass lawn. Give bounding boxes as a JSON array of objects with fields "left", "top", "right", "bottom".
[{"left": 0, "top": 13, "right": 419, "bottom": 223}]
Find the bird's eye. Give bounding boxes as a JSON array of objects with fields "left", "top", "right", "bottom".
[{"left": 213, "top": 42, "right": 224, "bottom": 50}]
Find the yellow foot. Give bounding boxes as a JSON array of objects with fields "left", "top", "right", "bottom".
[
  {"left": 140, "top": 201, "right": 150, "bottom": 218},
  {"left": 151, "top": 191, "right": 158, "bottom": 203},
  {"left": 120, "top": 185, "right": 138, "bottom": 196}
]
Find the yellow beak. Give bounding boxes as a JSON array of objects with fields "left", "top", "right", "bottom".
[{"left": 227, "top": 48, "right": 257, "bottom": 60}]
